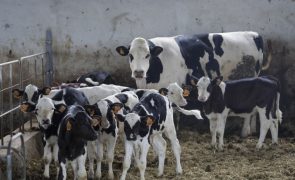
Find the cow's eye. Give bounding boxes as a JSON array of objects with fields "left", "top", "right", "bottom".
[
  {"left": 145, "top": 54, "right": 150, "bottom": 59},
  {"left": 129, "top": 54, "right": 134, "bottom": 61}
]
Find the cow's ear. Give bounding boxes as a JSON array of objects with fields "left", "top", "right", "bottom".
[
  {"left": 182, "top": 85, "right": 191, "bottom": 97},
  {"left": 141, "top": 115, "right": 155, "bottom": 126},
  {"left": 116, "top": 46, "right": 129, "bottom": 56},
  {"left": 212, "top": 76, "right": 223, "bottom": 85},
  {"left": 55, "top": 104, "right": 67, "bottom": 113},
  {"left": 110, "top": 103, "right": 124, "bottom": 114},
  {"left": 12, "top": 89, "right": 24, "bottom": 99},
  {"left": 40, "top": 87, "right": 51, "bottom": 95},
  {"left": 159, "top": 88, "right": 168, "bottom": 96},
  {"left": 84, "top": 105, "right": 97, "bottom": 116},
  {"left": 150, "top": 46, "right": 163, "bottom": 57}
]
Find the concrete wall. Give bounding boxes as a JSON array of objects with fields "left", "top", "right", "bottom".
[{"left": 1, "top": 0, "right": 295, "bottom": 127}]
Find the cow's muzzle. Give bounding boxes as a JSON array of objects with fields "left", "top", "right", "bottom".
[{"left": 134, "top": 70, "right": 144, "bottom": 79}]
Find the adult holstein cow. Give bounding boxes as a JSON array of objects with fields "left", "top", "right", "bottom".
[
  {"left": 196, "top": 76, "right": 282, "bottom": 150},
  {"left": 116, "top": 31, "right": 270, "bottom": 90}
]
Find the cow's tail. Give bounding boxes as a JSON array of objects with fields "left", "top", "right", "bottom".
[
  {"left": 275, "top": 92, "right": 283, "bottom": 124},
  {"left": 261, "top": 39, "right": 272, "bottom": 71},
  {"left": 174, "top": 105, "right": 203, "bottom": 120}
]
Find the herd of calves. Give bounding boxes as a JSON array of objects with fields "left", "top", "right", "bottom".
[{"left": 12, "top": 74, "right": 282, "bottom": 180}]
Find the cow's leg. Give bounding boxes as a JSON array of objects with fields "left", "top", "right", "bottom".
[
  {"left": 58, "top": 157, "right": 67, "bottom": 180},
  {"left": 106, "top": 136, "right": 117, "bottom": 179},
  {"left": 164, "top": 129, "right": 182, "bottom": 174},
  {"left": 120, "top": 140, "right": 133, "bottom": 180},
  {"left": 151, "top": 134, "right": 166, "bottom": 177},
  {"left": 216, "top": 114, "right": 227, "bottom": 150},
  {"left": 71, "top": 160, "right": 78, "bottom": 180},
  {"left": 76, "top": 151, "right": 88, "bottom": 180},
  {"left": 138, "top": 139, "right": 150, "bottom": 180},
  {"left": 270, "top": 118, "right": 279, "bottom": 145},
  {"left": 256, "top": 108, "right": 271, "bottom": 149},
  {"left": 53, "top": 143, "right": 59, "bottom": 176},
  {"left": 95, "top": 139, "right": 104, "bottom": 179},
  {"left": 173, "top": 111, "right": 180, "bottom": 131},
  {"left": 250, "top": 113, "right": 257, "bottom": 134},
  {"left": 241, "top": 114, "right": 251, "bottom": 138},
  {"left": 87, "top": 141, "right": 96, "bottom": 179},
  {"left": 209, "top": 117, "right": 217, "bottom": 149},
  {"left": 43, "top": 142, "right": 52, "bottom": 178}
]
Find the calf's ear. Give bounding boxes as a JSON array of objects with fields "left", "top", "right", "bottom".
[
  {"left": 141, "top": 115, "right": 155, "bottom": 126},
  {"left": 12, "top": 89, "right": 24, "bottom": 99},
  {"left": 55, "top": 104, "right": 67, "bottom": 113},
  {"left": 150, "top": 46, "right": 163, "bottom": 57},
  {"left": 116, "top": 46, "right": 129, "bottom": 56},
  {"left": 84, "top": 104, "right": 97, "bottom": 116},
  {"left": 40, "top": 87, "right": 51, "bottom": 95},
  {"left": 212, "top": 76, "right": 223, "bottom": 85},
  {"left": 159, "top": 88, "right": 168, "bottom": 96},
  {"left": 110, "top": 103, "right": 124, "bottom": 114},
  {"left": 115, "top": 114, "right": 125, "bottom": 122}
]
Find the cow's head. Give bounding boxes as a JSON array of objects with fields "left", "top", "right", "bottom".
[
  {"left": 117, "top": 113, "right": 155, "bottom": 141},
  {"left": 63, "top": 105, "right": 98, "bottom": 141},
  {"left": 35, "top": 97, "right": 66, "bottom": 129},
  {"left": 161, "top": 82, "right": 187, "bottom": 107},
  {"left": 116, "top": 37, "right": 163, "bottom": 79},
  {"left": 196, "top": 76, "right": 223, "bottom": 102},
  {"left": 12, "top": 84, "right": 51, "bottom": 112}
]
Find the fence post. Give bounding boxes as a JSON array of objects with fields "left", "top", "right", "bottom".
[{"left": 45, "top": 28, "right": 53, "bottom": 86}]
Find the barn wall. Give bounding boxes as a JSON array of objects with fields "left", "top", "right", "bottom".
[{"left": 0, "top": 0, "right": 295, "bottom": 129}]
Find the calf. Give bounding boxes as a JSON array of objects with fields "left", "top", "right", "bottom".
[
  {"left": 116, "top": 93, "right": 182, "bottom": 180},
  {"left": 34, "top": 87, "right": 91, "bottom": 178},
  {"left": 58, "top": 105, "right": 97, "bottom": 180},
  {"left": 196, "top": 76, "right": 282, "bottom": 150},
  {"left": 85, "top": 91, "right": 139, "bottom": 179},
  {"left": 74, "top": 71, "right": 115, "bottom": 86}
]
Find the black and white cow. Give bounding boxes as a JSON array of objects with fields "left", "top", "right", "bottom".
[
  {"left": 196, "top": 76, "right": 282, "bottom": 150},
  {"left": 57, "top": 105, "right": 97, "bottom": 180},
  {"left": 116, "top": 31, "right": 270, "bottom": 90},
  {"left": 34, "top": 87, "right": 91, "bottom": 178},
  {"left": 116, "top": 93, "right": 182, "bottom": 180},
  {"left": 13, "top": 84, "right": 128, "bottom": 112},
  {"left": 84, "top": 91, "right": 139, "bottom": 179},
  {"left": 70, "top": 71, "right": 115, "bottom": 86}
]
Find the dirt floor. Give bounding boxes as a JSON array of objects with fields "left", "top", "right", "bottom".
[{"left": 22, "top": 129, "right": 295, "bottom": 180}]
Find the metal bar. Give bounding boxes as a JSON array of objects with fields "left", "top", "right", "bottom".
[
  {"left": 9, "top": 64, "right": 13, "bottom": 137},
  {"left": 0, "top": 60, "right": 19, "bottom": 67},
  {"left": 0, "top": 84, "right": 20, "bottom": 93},
  {"left": 0, "top": 66, "right": 3, "bottom": 145},
  {"left": 19, "top": 60, "right": 24, "bottom": 133},
  {"left": 20, "top": 52, "right": 46, "bottom": 61},
  {"left": 0, "top": 106, "right": 20, "bottom": 119},
  {"left": 6, "top": 132, "right": 26, "bottom": 180}
]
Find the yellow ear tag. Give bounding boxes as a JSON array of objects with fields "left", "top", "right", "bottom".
[
  {"left": 20, "top": 104, "right": 29, "bottom": 112},
  {"left": 146, "top": 117, "right": 154, "bottom": 126},
  {"left": 183, "top": 89, "right": 190, "bottom": 97},
  {"left": 66, "top": 121, "right": 72, "bottom": 131},
  {"left": 112, "top": 105, "right": 121, "bottom": 114}
]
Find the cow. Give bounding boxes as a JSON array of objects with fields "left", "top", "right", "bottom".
[
  {"left": 115, "top": 93, "right": 182, "bottom": 180},
  {"left": 34, "top": 87, "right": 91, "bottom": 178},
  {"left": 116, "top": 31, "right": 271, "bottom": 90},
  {"left": 84, "top": 91, "right": 139, "bottom": 179},
  {"left": 12, "top": 84, "right": 129, "bottom": 112},
  {"left": 74, "top": 71, "right": 115, "bottom": 86},
  {"left": 57, "top": 105, "right": 98, "bottom": 180},
  {"left": 195, "top": 76, "right": 282, "bottom": 150}
]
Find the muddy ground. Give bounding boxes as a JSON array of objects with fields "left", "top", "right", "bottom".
[{"left": 22, "top": 129, "right": 295, "bottom": 180}]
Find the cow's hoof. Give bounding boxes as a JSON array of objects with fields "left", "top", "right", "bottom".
[
  {"left": 176, "top": 167, "right": 183, "bottom": 175},
  {"left": 256, "top": 143, "right": 263, "bottom": 150},
  {"left": 108, "top": 173, "right": 114, "bottom": 180},
  {"left": 43, "top": 172, "right": 50, "bottom": 179}
]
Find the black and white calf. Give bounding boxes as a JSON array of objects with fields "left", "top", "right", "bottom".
[
  {"left": 116, "top": 93, "right": 182, "bottom": 180},
  {"left": 58, "top": 105, "right": 97, "bottom": 180},
  {"left": 116, "top": 31, "right": 270, "bottom": 90},
  {"left": 34, "top": 87, "right": 90, "bottom": 178},
  {"left": 74, "top": 71, "right": 115, "bottom": 86},
  {"left": 196, "top": 76, "right": 282, "bottom": 150},
  {"left": 85, "top": 91, "right": 139, "bottom": 179}
]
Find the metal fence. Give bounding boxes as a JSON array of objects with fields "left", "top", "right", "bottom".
[{"left": 0, "top": 52, "right": 51, "bottom": 145}]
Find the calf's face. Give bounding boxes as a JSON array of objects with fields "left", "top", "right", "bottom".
[
  {"left": 116, "top": 37, "right": 163, "bottom": 80},
  {"left": 35, "top": 97, "right": 55, "bottom": 129},
  {"left": 196, "top": 77, "right": 212, "bottom": 102},
  {"left": 167, "top": 83, "right": 187, "bottom": 107}
]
